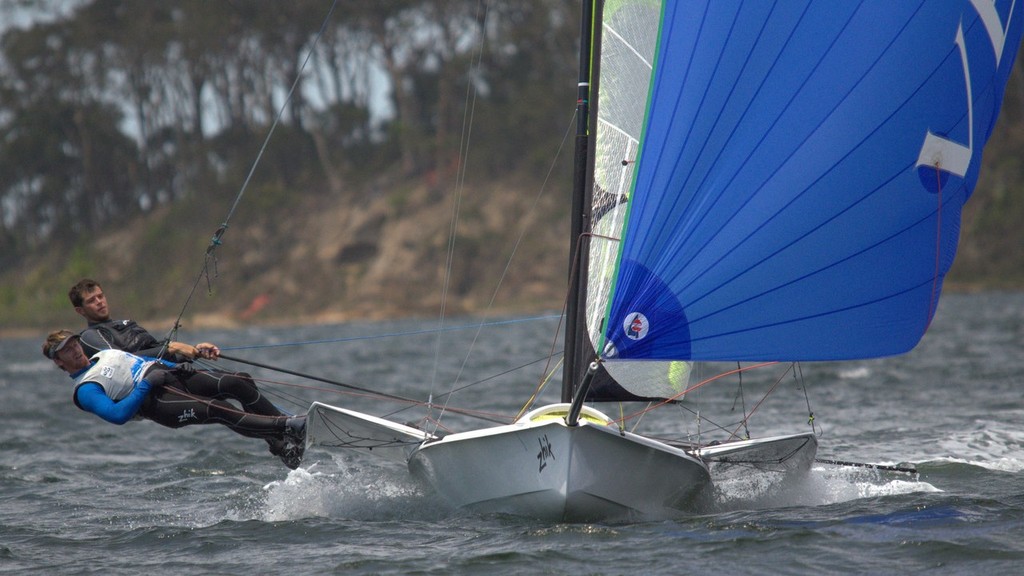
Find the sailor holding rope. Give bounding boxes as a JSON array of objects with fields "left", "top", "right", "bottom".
[
  {"left": 68, "top": 278, "right": 218, "bottom": 362},
  {"left": 43, "top": 329, "right": 306, "bottom": 469}
]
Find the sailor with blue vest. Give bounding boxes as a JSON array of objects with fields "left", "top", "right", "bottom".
[{"left": 43, "top": 329, "right": 306, "bottom": 469}]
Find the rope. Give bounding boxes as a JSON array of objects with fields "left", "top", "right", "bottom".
[
  {"left": 615, "top": 361, "right": 779, "bottom": 425},
  {"left": 162, "top": 0, "right": 340, "bottom": 350},
  {"left": 514, "top": 357, "right": 563, "bottom": 422},
  {"left": 722, "top": 363, "right": 793, "bottom": 442},
  {"left": 926, "top": 163, "right": 944, "bottom": 332},
  {"left": 219, "top": 353, "right": 414, "bottom": 404},
  {"left": 729, "top": 361, "right": 750, "bottom": 439},
  {"left": 426, "top": 0, "right": 489, "bottom": 430},
  {"left": 796, "top": 362, "right": 819, "bottom": 435},
  {"left": 220, "top": 352, "right": 512, "bottom": 425},
  {"left": 426, "top": 2, "right": 586, "bottom": 436}
]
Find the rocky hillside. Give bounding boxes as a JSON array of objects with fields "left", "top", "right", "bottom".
[{"left": 0, "top": 173, "right": 571, "bottom": 336}]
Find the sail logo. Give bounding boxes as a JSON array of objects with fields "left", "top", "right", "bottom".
[
  {"left": 916, "top": 1, "right": 1017, "bottom": 179},
  {"left": 624, "top": 312, "right": 649, "bottom": 340},
  {"left": 537, "top": 434, "right": 555, "bottom": 473}
]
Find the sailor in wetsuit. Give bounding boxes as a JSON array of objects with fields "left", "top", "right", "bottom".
[
  {"left": 66, "top": 278, "right": 302, "bottom": 463},
  {"left": 43, "top": 329, "right": 306, "bottom": 469},
  {"left": 68, "top": 278, "right": 216, "bottom": 362}
]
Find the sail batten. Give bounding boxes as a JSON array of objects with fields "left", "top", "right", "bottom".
[{"left": 599, "top": 0, "right": 1022, "bottom": 363}]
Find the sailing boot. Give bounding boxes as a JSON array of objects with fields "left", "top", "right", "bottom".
[
  {"left": 278, "top": 443, "right": 303, "bottom": 470},
  {"left": 266, "top": 437, "right": 287, "bottom": 456},
  {"left": 277, "top": 416, "right": 306, "bottom": 469}
]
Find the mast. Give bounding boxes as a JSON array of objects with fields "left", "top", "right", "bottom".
[{"left": 562, "top": 0, "right": 598, "bottom": 403}]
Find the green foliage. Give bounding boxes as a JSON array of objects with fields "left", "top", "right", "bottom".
[
  {"left": 64, "top": 245, "right": 96, "bottom": 281},
  {"left": 0, "top": 1, "right": 576, "bottom": 252},
  {"left": 0, "top": 244, "right": 100, "bottom": 327}
]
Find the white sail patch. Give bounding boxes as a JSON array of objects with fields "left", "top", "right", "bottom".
[{"left": 623, "top": 312, "right": 649, "bottom": 340}]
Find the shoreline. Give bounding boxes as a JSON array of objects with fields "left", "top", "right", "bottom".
[
  {"left": 0, "top": 305, "right": 530, "bottom": 341},
  {"left": 3, "top": 283, "right": 1017, "bottom": 341}
]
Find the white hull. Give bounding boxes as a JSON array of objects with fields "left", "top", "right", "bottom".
[
  {"left": 694, "top": 432, "right": 818, "bottom": 474},
  {"left": 407, "top": 404, "right": 710, "bottom": 522},
  {"left": 306, "top": 401, "right": 435, "bottom": 464},
  {"left": 306, "top": 402, "right": 819, "bottom": 521}
]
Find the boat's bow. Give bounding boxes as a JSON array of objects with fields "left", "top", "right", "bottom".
[{"left": 408, "top": 404, "right": 710, "bottom": 522}]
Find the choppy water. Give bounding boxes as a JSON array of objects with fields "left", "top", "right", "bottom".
[{"left": 2, "top": 292, "right": 1023, "bottom": 575}]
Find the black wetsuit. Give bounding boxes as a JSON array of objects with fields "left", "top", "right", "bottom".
[
  {"left": 140, "top": 364, "right": 292, "bottom": 440},
  {"left": 79, "top": 319, "right": 189, "bottom": 362},
  {"left": 77, "top": 320, "right": 305, "bottom": 467},
  {"left": 142, "top": 364, "right": 306, "bottom": 468},
  {"left": 79, "top": 318, "right": 281, "bottom": 424}
]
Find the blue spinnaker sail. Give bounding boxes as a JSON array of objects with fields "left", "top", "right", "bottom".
[{"left": 604, "top": 1, "right": 1023, "bottom": 361}]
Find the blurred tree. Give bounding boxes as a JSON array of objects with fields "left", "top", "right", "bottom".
[{"left": 0, "top": 14, "right": 139, "bottom": 250}]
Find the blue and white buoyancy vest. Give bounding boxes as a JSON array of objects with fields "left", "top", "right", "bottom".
[{"left": 73, "top": 349, "right": 157, "bottom": 405}]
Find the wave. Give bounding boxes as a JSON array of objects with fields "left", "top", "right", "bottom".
[
  {"left": 932, "top": 425, "right": 1024, "bottom": 472},
  {"left": 258, "top": 455, "right": 450, "bottom": 522},
  {"left": 703, "top": 463, "right": 939, "bottom": 514}
]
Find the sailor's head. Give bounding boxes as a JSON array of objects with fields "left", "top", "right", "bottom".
[
  {"left": 43, "top": 329, "right": 88, "bottom": 372},
  {"left": 68, "top": 278, "right": 109, "bottom": 322}
]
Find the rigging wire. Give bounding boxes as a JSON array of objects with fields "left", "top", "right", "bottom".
[
  {"left": 425, "top": 1, "right": 582, "bottom": 434},
  {"left": 383, "top": 352, "right": 560, "bottom": 422},
  {"left": 159, "top": 0, "right": 340, "bottom": 353},
  {"left": 138, "top": 0, "right": 571, "bottom": 434},
  {"left": 440, "top": 107, "right": 578, "bottom": 409},
  {"left": 153, "top": 371, "right": 508, "bottom": 427},
  {"left": 730, "top": 361, "right": 751, "bottom": 439},
  {"left": 426, "top": 0, "right": 489, "bottom": 429},
  {"left": 211, "top": 353, "right": 511, "bottom": 424},
  {"left": 184, "top": 314, "right": 563, "bottom": 424},
  {"left": 429, "top": 103, "right": 579, "bottom": 432},
  {"left": 796, "top": 362, "right": 820, "bottom": 435},
  {"left": 511, "top": 228, "right": 611, "bottom": 421},
  {"left": 615, "top": 362, "right": 779, "bottom": 429},
  {"left": 218, "top": 352, "right": 417, "bottom": 404}
]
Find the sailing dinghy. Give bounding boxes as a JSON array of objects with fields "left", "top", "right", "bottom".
[{"left": 306, "top": 0, "right": 1023, "bottom": 521}]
